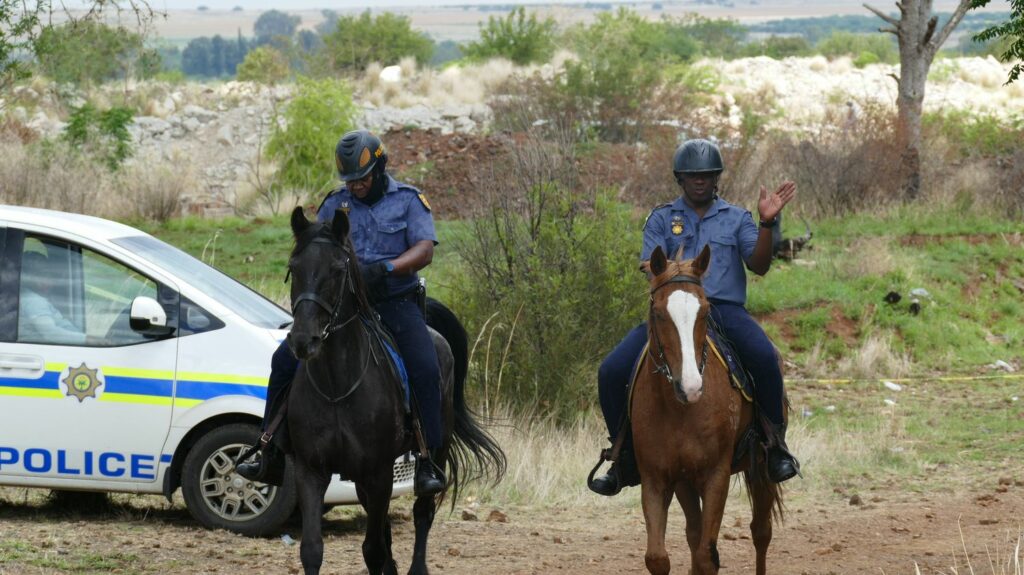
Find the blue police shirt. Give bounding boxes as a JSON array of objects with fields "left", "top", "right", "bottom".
[
  {"left": 641, "top": 196, "right": 759, "bottom": 305},
  {"left": 318, "top": 174, "right": 437, "bottom": 297}
]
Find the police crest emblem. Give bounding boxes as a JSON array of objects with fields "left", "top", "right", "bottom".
[
  {"left": 62, "top": 363, "right": 103, "bottom": 403},
  {"left": 671, "top": 218, "right": 684, "bottom": 235}
]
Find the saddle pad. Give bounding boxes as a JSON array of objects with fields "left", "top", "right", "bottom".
[
  {"left": 706, "top": 329, "right": 755, "bottom": 403},
  {"left": 363, "top": 317, "right": 411, "bottom": 410},
  {"left": 380, "top": 337, "right": 410, "bottom": 410}
]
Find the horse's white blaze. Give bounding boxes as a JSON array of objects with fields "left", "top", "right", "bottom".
[{"left": 666, "top": 290, "right": 703, "bottom": 403}]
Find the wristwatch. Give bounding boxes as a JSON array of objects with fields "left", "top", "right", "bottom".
[
  {"left": 383, "top": 261, "right": 395, "bottom": 274},
  {"left": 759, "top": 218, "right": 778, "bottom": 229}
]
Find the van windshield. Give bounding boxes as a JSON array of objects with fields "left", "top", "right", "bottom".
[{"left": 111, "top": 235, "right": 291, "bottom": 330}]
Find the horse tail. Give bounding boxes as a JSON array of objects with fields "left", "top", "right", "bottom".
[
  {"left": 742, "top": 455, "right": 785, "bottom": 525},
  {"left": 425, "top": 297, "right": 507, "bottom": 505}
]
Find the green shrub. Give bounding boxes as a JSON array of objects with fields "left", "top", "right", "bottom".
[
  {"left": 265, "top": 76, "right": 357, "bottom": 201},
  {"left": 815, "top": 31, "right": 897, "bottom": 64},
  {"left": 666, "top": 13, "right": 746, "bottom": 59},
  {"left": 453, "top": 134, "right": 645, "bottom": 415},
  {"left": 318, "top": 10, "right": 433, "bottom": 72},
  {"left": 463, "top": 7, "right": 558, "bottom": 65},
  {"left": 562, "top": 9, "right": 668, "bottom": 142},
  {"left": 852, "top": 50, "right": 881, "bottom": 68},
  {"left": 923, "top": 110, "right": 1024, "bottom": 157},
  {"left": 236, "top": 45, "right": 290, "bottom": 84},
  {"left": 34, "top": 20, "right": 159, "bottom": 86},
  {"left": 740, "top": 35, "right": 811, "bottom": 59},
  {"left": 61, "top": 103, "right": 135, "bottom": 171}
]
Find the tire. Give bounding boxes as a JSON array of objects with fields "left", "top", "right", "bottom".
[{"left": 180, "top": 423, "right": 297, "bottom": 537}]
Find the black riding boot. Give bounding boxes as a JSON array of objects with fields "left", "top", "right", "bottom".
[
  {"left": 235, "top": 442, "right": 286, "bottom": 486},
  {"left": 414, "top": 450, "right": 446, "bottom": 496},
  {"left": 589, "top": 448, "right": 640, "bottom": 496},
  {"left": 766, "top": 423, "right": 800, "bottom": 483}
]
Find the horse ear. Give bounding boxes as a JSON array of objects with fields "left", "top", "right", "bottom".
[
  {"left": 650, "top": 246, "right": 668, "bottom": 277},
  {"left": 694, "top": 244, "right": 711, "bottom": 276},
  {"left": 290, "top": 206, "right": 310, "bottom": 237},
  {"left": 331, "top": 209, "right": 350, "bottom": 240},
  {"left": 672, "top": 245, "right": 685, "bottom": 262}
]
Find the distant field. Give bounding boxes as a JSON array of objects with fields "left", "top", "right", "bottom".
[{"left": 142, "top": 0, "right": 1009, "bottom": 42}]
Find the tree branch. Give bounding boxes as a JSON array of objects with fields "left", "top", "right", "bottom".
[
  {"left": 864, "top": 3, "right": 900, "bottom": 26},
  {"left": 931, "top": 0, "right": 973, "bottom": 52},
  {"left": 922, "top": 15, "right": 938, "bottom": 45},
  {"left": 880, "top": 26, "right": 899, "bottom": 35}
]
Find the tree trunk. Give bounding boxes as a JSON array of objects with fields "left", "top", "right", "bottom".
[{"left": 865, "top": 0, "right": 973, "bottom": 201}]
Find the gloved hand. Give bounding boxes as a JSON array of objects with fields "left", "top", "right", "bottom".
[{"left": 360, "top": 261, "right": 390, "bottom": 303}]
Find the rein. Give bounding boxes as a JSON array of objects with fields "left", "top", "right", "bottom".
[{"left": 647, "top": 273, "right": 709, "bottom": 385}]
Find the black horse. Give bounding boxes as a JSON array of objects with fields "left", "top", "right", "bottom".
[{"left": 285, "top": 207, "right": 505, "bottom": 575}]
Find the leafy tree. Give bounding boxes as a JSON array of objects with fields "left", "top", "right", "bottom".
[
  {"left": 463, "top": 7, "right": 558, "bottom": 65},
  {"left": 431, "top": 40, "right": 463, "bottom": 67},
  {"left": 266, "top": 76, "right": 357, "bottom": 196},
  {"left": 236, "top": 45, "right": 290, "bottom": 84},
  {"left": 0, "top": 0, "right": 41, "bottom": 98},
  {"left": 254, "top": 9, "right": 300, "bottom": 42},
  {"left": 1, "top": 0, "right": 155, "bottom": 105},
  {"left": 34, "top": 21, "right": 158, "bottom": 86},
  {"left": 319, "top": 10, "right": 433, "bottom": 71},
  {"left": 181, "top": 34, "right": 252, "bottom": 77},
  {"left": 970, "top": 0, "right": 1023, "bottom": 83}
]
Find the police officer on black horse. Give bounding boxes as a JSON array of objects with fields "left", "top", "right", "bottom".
[
  {"left": 237, "top": 129, "right": 446, "bottom": 495},
  {"left": 590, "top": 138, "right": 801, "bottom": 496}
]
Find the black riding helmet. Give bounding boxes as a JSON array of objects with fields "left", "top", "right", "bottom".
[
  {"left": 673, "top": 139, "right": 724, "bottom": 176},
  {"left": 335, "top": 129, "right": 388, "bottom": 182}
]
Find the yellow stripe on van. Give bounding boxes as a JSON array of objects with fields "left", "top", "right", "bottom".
[
  {"left": 101, "top": 366, "right": 175, "bottom": 380},
  {"left": 100, "top": 393, "right": 175, "bottom": 406},
  {"left": 0, "top": 387, "right": 63, "bottom": 399}
]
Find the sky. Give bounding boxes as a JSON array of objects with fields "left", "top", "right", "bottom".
[{"left": 127, "top": 0, "right": 1015, "bottom": 10}]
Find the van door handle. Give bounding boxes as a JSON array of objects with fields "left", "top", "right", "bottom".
[{"left": 0, "top": 357, "right": 45, "bottom": 370}]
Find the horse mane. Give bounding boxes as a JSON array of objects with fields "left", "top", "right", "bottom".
[{"left": 292, "top": 222, "right": 375, "bottom": 319}]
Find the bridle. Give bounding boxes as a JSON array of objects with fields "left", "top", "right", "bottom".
[
  {"left": 288, "top": 234, "right": 378, "bottom": 404},
  {"left": 647, "top": 273, "right": 709, "bottom": 386},
  {"left": 290, "top": 237, "right": 360, "bottom": 342}
]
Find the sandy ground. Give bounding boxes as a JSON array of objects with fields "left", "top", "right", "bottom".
[{"left": 1, "top": 477, "right": 1022, "bottom": 574}]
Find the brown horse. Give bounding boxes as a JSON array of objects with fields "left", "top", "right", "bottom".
[{"left": 632, "top": 244, "right": 784, "bottom": 575}]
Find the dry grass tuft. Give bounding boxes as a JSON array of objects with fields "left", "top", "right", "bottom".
[{"left": 835, "top": 334, "right": 913, "bottom": 380}]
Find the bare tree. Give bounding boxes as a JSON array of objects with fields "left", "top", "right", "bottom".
[{"left": 864, "top": 0, "right": 972, "bottom": 200}]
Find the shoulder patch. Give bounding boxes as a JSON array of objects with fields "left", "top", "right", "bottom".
[
  {"left": 644, "top": 203, "right": 672, "bottom": 228},
  {"left": 416, "top": 192, "right": 431, "bottom": 212}
]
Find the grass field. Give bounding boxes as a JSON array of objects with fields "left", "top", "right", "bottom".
[{"left": 135, "top": 204, "right": 1024, "bottom": 381}]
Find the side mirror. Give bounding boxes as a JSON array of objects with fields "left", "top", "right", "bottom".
[{"left": 130, "top": 296, "right": 174, "bottom": 336}]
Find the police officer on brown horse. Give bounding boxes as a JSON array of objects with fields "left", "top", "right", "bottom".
[{"left": 591, "top": 138, "right": 800, "bottom": 496}]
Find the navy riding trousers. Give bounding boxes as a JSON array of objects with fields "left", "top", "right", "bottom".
[
  {"left": 263, "top": 297, "right": 443, "bottom": 450},
  {"left": 597, "top": 301, "right": 784, "bottom": 440}
]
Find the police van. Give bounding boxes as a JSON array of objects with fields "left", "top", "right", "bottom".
[{"left": 0, "top": 206, "right": 415, "bottom": 535}]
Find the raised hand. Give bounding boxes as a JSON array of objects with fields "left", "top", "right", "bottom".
[{"left": 758, "top": 181, "right": 796, "bottom": 223}]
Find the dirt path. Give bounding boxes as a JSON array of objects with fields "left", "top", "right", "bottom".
[{"left": 2, "top": 480, "right": 1022, "bottom": 574}]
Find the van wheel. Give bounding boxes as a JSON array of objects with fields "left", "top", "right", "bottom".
[{"left": 181, "top": 423, "right": 296, "bottom": 537}]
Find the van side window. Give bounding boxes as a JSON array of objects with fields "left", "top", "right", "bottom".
[{"left": 17, "top": 235, "right": 163, "bottom": 347}]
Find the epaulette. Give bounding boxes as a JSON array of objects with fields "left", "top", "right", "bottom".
[
  {"left": 396, "top": 183, "right": 431, "bottom": 212},
  {"left": 644, "top": 203, "right": 672, "bottom": 228}
]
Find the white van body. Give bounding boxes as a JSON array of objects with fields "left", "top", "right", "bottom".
[{"left": 0, "top": 206, "right": 414, "bottom": 535}]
